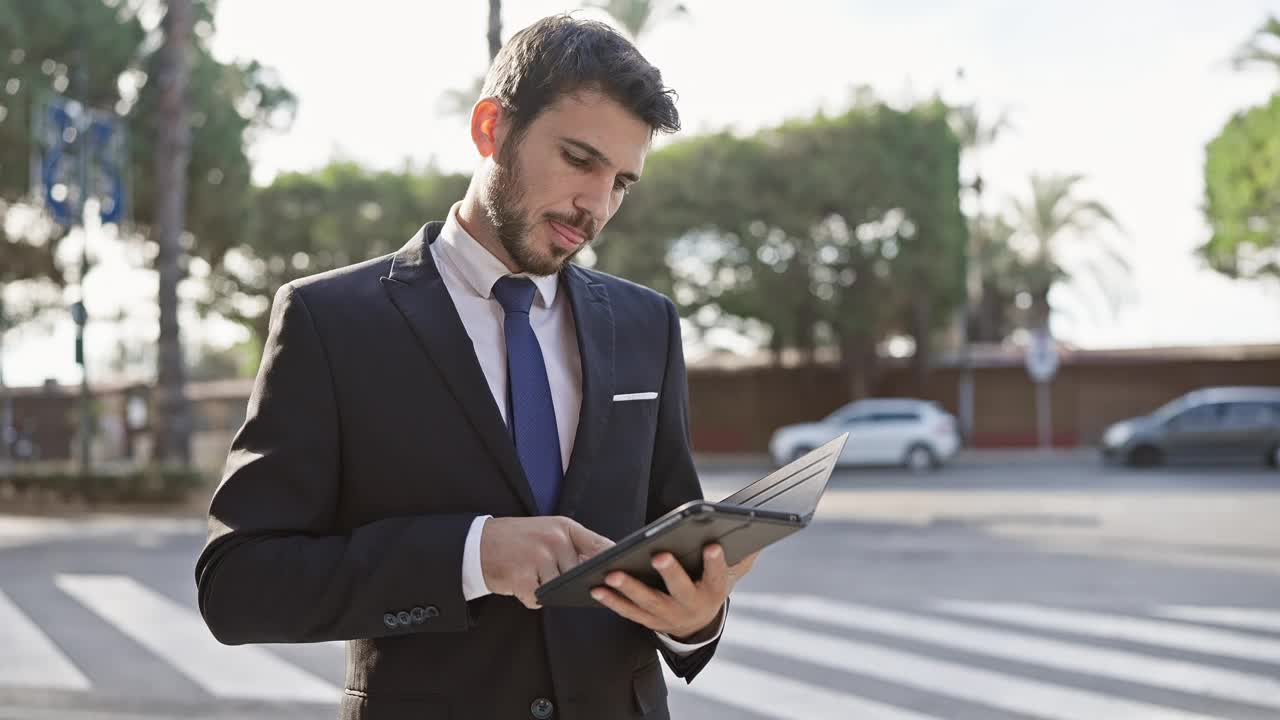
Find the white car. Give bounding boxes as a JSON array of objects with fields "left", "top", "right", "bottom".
[{"left": 768, "top": 398, "right": 961, "bottom": 471}]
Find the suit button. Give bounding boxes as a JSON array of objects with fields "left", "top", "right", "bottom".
[
  {"left": 530, "top": 697, "right": 554, "bottom": 719},
  {"left": 382, "top": 613, "right": 398, "bottom": 629},
  {"left": 424, "top": 605, "right": 440, "bottom": 618},
  {"left": 397, "top": 611, "right": 412, "bottom": 626},
  {"left": 410, "top": 606, "right": 427, "bottom": 624}
]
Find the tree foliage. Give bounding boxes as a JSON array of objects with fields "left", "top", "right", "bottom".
[
  {"left": 1202, "top": 84, "right": 1280, "bottom": 278},
  {"left": 597, "top": 98, "right": 966, "bottom": 395}
]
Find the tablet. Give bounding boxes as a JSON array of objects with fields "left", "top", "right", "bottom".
[{"left": 534, "top": 433, "right": 847, "bottom": 608}]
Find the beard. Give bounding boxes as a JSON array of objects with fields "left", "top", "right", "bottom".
[{"left": 480, "top": 141, "right": 596, "bottom": 276}]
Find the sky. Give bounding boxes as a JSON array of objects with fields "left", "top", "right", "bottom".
[{"left": 4, "top": 0, "right": 1280, "bottom": 386}]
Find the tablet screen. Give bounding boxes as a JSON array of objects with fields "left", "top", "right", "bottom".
[{"left": 718, "top": 433, "right": 847, "bottom": 516}]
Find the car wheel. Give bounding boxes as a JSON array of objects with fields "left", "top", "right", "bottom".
[
  {"left": 789, "top": 446, "right": 815, "bottom": 464},
  {"left": 1127, "top": 444, "right": 1163, "bottom": 468},
  {"left": 904, "top": 444, "right": 937, "bottom": 472}
]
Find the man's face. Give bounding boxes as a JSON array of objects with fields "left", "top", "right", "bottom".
[{"left": 480, "top": 91, "right": 650, "bottom": 276}]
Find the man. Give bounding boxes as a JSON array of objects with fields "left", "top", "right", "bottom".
[{"left": 195, "top": 14, "right": 756, "bottom": 720}]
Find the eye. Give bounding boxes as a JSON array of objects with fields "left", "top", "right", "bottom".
[
  {"left": 563, "top": 150, "right": 590, "bottom": 168},
  {"left": 614, "top": 178, "right": 631, "bottom": 194}
]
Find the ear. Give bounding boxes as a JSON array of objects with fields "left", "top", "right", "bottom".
[{"left": 470, "top": 98, "right": 506, "bottom": 159}]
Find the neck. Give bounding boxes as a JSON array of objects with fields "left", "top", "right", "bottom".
[{"left": 457, "top": 190, "right": 521, "bottom": 274}]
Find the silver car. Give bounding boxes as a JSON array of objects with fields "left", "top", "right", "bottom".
[
  {"left": 1100, "top": 386, "right": 1280, "bottom": 468},
  {"left": 769, "top": 398, "right": 961, "bottom": 471}
]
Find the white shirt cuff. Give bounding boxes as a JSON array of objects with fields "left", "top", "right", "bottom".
[
  {"left": 461, "top": 515, "right": 493, "bottom": 601},
  {"left": 655, "top": 602, "right": 727, "bottom": 655}
]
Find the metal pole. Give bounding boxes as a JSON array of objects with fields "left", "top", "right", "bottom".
[
  {"left": 0, "top": 294, "right": 9, "bottom": 464},
  {"left": 74, "top": 33, "right": 92, "bottom": 481},
  {"left": 1036, "top": 380, "right": 1052, "bottom": 450}
]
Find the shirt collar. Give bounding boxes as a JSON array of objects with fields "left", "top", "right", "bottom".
[{"left": 436, "top": 202, "right": 559, "bottom": 308}]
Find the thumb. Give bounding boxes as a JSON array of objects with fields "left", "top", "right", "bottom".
[{"left": 566, "top": 520, "right": 615, "bottom": 557}]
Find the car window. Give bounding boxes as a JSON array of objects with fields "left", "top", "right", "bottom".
[
  {"left": 1167, "top": 403, "right": 1224, "bottom": 431},
  {"left": 869, "top": 412, "right": 922, "bottom": 424},
  {"left": 1221, "top": 402, "right": 1276, "bottom": 428},
  {"left": 1152, "top": 394, "right": 1194, "bottom": 422},
  {"left": 824, "top": 402, "right": 862, "bottom": 423}
]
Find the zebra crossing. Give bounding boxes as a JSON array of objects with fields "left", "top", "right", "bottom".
[{"left": 2, "top": 576, "right": 1279, "bottom": 719}]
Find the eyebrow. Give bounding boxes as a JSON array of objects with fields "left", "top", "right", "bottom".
[{"left": 559, "top": 137, "right": 641, "bottom": 184}]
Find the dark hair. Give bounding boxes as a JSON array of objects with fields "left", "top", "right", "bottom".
[{"left": 480, "top": 14, "right": 680, "bottom": 146}]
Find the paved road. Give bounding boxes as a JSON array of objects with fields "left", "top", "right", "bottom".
[{"left": 0, "top": 459, "right": 1277, "bottom": 719}]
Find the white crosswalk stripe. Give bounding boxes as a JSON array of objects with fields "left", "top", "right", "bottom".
[
  {"left": 733, "top": 593, "right": 1280, "bottom": 710},
  {"left": 936, "top": 600, "right": 1280, "bottom": 663},
  {"left": 1154, "top": 605, "right": 1280, "bottom": 633},
  {"left": 0, "top": 588, "right": 91, "bottom": 690},
  {"left": 664, "top": 660, "right": 943, "bottom": 720},
  {"left": 54, "top": 574, "right": 339, "bottom": 703},
  {"left": 721, "top": 614, "right": 1220, "bottom": 720},
  {"left": 4, "top": 573, "right": 1279, "bottom": 719}
]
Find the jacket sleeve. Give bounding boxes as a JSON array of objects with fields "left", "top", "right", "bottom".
[
  {"left": 194, "top": 283, "right": 477, "bottom": 645},
  {"left": 645, "top": 297, "right": 724, "bottom": 682}
]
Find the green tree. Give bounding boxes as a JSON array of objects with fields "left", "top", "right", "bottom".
[
  {"left": 208, "top": 162, "right": 469, "bottom": 344},
  {"left": 1232, "top": 14, "right": 1280, "bottom": 75},
  {"left": 1007, "top": 173, "right": 1126, "bottom": 330},
  {"left": 586, "top": 0, "right": 688, "bottom": 40},
  {"left": 597, "top": 99, "right": 966, "bottom": 397},
  {"left": 0, "top": 0, "right": 294, "bottom": 343},
  {"left": 948, "top": 102, "right": 1018, "bottom": 343},
  {"left": 0, "top": 1, "right": 144, "bottom": 288},
  {"left": 1201, "top": 16, "right": 1280, "bottom": 279},
  {"left": 966, "top": 213, "right": 1035, "bottom": 341},
  {"left": 1201, "top": 95, "right": 1280, "bottom": 278}
]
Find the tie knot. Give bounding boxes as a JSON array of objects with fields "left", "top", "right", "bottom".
[{"left": 492, "top": 275, "right": 537, "bottom": 314}]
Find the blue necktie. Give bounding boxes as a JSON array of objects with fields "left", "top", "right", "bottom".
[{"left": 492, "top": 276, "right": 563, "bottom": 515}]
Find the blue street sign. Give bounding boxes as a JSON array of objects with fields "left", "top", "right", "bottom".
[
  {"left": 87, "top": 112, "right": 126, "bottom": 224},
  {"left": 32, "top": 93, "right": 127, "bottom": 227},
  {"left": 35, "top": 97, "right": 75, "bottom": 226}
]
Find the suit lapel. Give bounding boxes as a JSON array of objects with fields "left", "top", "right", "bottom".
[
  {"left": 556, "top": 263, "right": 615, "bottom": 518},
  {"left": 380, "top": 223, "right": 539, "bottom": 516}
]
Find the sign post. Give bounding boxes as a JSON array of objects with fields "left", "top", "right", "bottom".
[
  {"left": 32, "top": 81, "right": 127, "bottom": 480},
  {"left": 1024, "top": 329, "right": 1059, "bottom": 450}
]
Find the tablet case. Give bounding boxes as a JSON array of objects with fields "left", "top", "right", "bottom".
[{"left": 535, "top": 433, "right": 848, "bottom": 608}]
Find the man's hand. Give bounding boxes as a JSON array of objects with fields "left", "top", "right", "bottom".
[
  {"left": 480, "top": 516, "right": 614, "bottom": 609},
  {"left": 590, "top": 544, "right": 759, "bottom": 641}
]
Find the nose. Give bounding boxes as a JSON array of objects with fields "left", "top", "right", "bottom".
[{"left": 573, "top": 174, "right": 614, "bottom": 226}]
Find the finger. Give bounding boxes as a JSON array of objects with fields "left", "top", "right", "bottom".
[
  {"left": 565, "top": 520, "right": 615, "bottom": 557},
  {"left": 604, "top": 571, "right": 675, "bottom": 618},
  {"left": 554, "top": 541, "right": 580, "bottom": 576},
  {"left": 730, "top": 550, "right": 762, "bottom": 576},
  {"left": 699, "top": 544, "right": 729, "bottom": 597},
  {"left": 590, "top": 587, "right": 665, "bottom": 631},
  {"left": 516, "top": 570, "right": 543, "bottom": 610},
  {"left": 651, "top": 553, "right": 697, "bottom": 605},
  {"left": 535, "top": 556, "right": 560, "bottom": 590}
]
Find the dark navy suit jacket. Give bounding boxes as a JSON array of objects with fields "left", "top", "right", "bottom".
[{"left": 195, "top": 221, "right": 720, "bottom": 719}]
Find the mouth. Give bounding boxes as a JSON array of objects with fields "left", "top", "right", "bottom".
[{"left": 547, "top": 219, "right": 587, "bottom": 250}]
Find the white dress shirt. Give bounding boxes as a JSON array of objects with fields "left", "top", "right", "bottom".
[{"left": 431, "top": 203, "right": 722, "bottom": 653}]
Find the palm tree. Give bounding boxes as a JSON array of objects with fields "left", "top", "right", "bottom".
[
  {"left": 585, "top": 0, "right": 688, "bottom": 40},
  {"left": 153, "top": 0, "right": 195, "bottom": 465},
  {"left": 948, "top": 103, "right": 1013, "bottom": 336},
  {"left": 1008, "top": 173, "right": 1128, "bottom": 331},
  {"left": 440, "top": 1, "right": 502, "bottom": 118},
  {"left": 487, "top": 0, "right": 502, "bottom": 61},
  {"left": 1232, "top": 15, "right": 1280, "bottom": 75}
]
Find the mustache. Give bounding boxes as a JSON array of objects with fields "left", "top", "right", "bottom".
[{"left": 545, "top": 210, "right": 598, "bottom": 243}]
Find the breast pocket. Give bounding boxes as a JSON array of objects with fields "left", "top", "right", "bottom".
[{"left": 611, "top": 391, "right": 660, "bottom": 431}]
